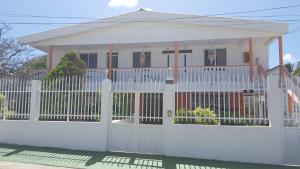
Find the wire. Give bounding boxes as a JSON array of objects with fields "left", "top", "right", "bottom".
[
  {"left": 0, "top": 12, "right": 98, "bottom": 20},
  {"left": 0, "top": 4, "right": 300, "bottom": 21},
  {"left": 205, "top": 4, "right": 300, "bottom": 16}
]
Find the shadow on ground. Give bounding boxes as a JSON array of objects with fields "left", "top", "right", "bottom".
[{"left": 0, "top": 144, "right": 298, "bottom": 169}]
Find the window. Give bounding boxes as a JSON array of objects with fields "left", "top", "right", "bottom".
[
  {"left": 162, "top": 50, "right": 174, "bottom": 68},
  {"left": 80, "top": 53, "right": 98, "bottom": 68},
  {"left": 106, "top": 52, "right": 119, "bottom": 68},
  {"left": 204, "top": 49, "right": 227, "bottom": 66},
  {"left": 243, "top": 52, "right": 250, "bottom": 64},
  {"left": 133, "top": 52, "right": 151, "bottom": 68}
]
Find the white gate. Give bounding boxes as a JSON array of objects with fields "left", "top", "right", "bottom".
[{"left": 109, "top": 92, "right": 164, "bottom": 154}]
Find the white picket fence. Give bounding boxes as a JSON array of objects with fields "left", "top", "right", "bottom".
[
  {"left": 40, "top": 76, "right": 102, "bottom": 122},
  {"left": 0, "top": 78, "right": 31, "bottom": 120},
  {"left": 0, "top": 65, "right": 268, "bottom": 126}
]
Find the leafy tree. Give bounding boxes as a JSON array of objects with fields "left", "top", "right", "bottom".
[
  {"left": 45, "top": 51, "right": 86, "bottom": 79},
  {"left": 0, "top": 93, "right": 14, "bottom": 119},
  {"left": 22, "top": 55, "right": 47, "bottom": 70},
  {"left": 293, "top": 61, "right": 300, "bottom": 76},
  {"left": 285, "top": 63, "right": 294, "bottom": 73}
]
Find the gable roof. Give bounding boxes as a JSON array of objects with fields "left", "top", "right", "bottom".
[{"left": 18, "top": 9, "right": 289, "bottom": 45}]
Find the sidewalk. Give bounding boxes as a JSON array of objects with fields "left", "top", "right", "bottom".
[
  {"left": 0, "top": 161, "right": 69, "bottom": 169},
  {"left": 0, "top": 144, "right": 298, "bottom": 169}
]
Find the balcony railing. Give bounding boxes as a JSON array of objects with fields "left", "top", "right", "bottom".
[{"left": 25, "top": 65, "right": 266, "bottom": 90}]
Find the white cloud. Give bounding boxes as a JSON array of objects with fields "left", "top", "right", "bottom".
[
  {"left": 108, "top": 0, "right": 138, "bottom": 8},
  {"left": 283, "top": 53, "right": 296, "bottom": 63},
  {"left": 144, "top": 8, "right": 153, "bottom": 11}
]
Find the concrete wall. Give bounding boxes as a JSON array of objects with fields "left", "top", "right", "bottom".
[
  {"left": 284, "top": 127, "right": 300, "bottom": 165},
  {"left": 50, "top": 42, "right": 269, "bottom": 69},
  {"left": 0, "top": 121, "right": 106, "bottom": 151}
]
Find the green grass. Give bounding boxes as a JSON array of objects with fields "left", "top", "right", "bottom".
[{"left": 0, "top": 144, "right": 298, "bottom": 169}]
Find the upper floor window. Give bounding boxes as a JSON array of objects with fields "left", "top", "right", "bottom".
[
  {"left": 80, "top": 53, "right": 98, "bottom": 68},
  {"left": 204, "top": 49, "right": 226, "bottom": 66},
  {"left": 133, "top": 52, "right": 151, "bottom": 68},
  {"left": 106, "top": 52, "right": 119, "bottom": 68}
]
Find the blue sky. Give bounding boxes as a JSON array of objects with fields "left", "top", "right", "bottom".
[{"left": 1, "top": 0, "right": 300, "bottom": 68}]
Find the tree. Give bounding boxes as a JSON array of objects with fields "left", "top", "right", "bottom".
[
  {"left": 285, "top": 63, "right": 294, "bottom": 73},
  {"left": 21, "top": 55, "right": 47, "bottom": 71},
  {"left": 293, "top": 61, "right": 300, "bottom": 76},
  {"left": 0, "top": 24, "right": 31, "bottom": 76},
  {"left": 45, "top": 51, "right": 86, "bottom": 79}
]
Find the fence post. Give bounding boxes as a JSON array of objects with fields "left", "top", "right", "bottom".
[
  {"left": 101, "top": 77, "right": 112, "bottom": 151},
  {"left": 267, "top": 75, "right": 285, "bottom": 164},
  {"left": 163, "top": 83, "right": 176, "bottom": 156},
  {"left": 30, "top": 80, "right": 41, "bottom": 121}
]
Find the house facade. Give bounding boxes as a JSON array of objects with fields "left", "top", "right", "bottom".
[
  {"left": 19, "top": 9, "right": 286, "bottom": 75},
  {"left": 1, "top": 9, "right": 299, "bottom": 166}
]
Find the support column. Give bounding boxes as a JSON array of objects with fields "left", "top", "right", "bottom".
[
  {"left": 48, "top": 46, "right": 53, "bottom": 71},
  {"left": 249, "top": 38, "right": 254, "bottom": 82},
  {"left": 108, "top": 44, "right": 113, "bottom": 80},
  {"left": 173, "top": 42, "right": 179, "bottom": 82},
  {"left": 267, "top": 75, "right": 285, "bottom": 164},
  {"left": 101, "top": 76, "right": 112, "bottom": 151},
  {"left": 278, "top": 36, "right": 284, "bottom": 85},
  {"left": 163, "top": 84, "right": 176, "bottom": 155},
  {"left": 30, "top": 80, "right": 41, "bottom": 121}
]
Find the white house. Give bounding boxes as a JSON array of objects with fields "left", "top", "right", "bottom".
[
  {"left": 19, "top": 9, "right": 287, "bottom": 76},
  {"left": 18, "top": 9, "right": 289, "bottom": 121},
  {"left": 2, "top": 9, "right": 300, "bottom": 166}
]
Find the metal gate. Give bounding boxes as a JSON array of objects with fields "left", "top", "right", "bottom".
[{"left": 109, "top": 92, "right": 164, "bottom": 154}]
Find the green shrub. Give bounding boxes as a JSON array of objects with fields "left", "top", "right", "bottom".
[
  {"left": 175, "top": 107, "right": 219, "bottom": 125},
  {"left": 0, "top": 93, "right": 15, "bottom": 119}
]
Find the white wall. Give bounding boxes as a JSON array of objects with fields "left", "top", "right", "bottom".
[
  {"left": 284, "top": 127, "right": 300, "bottom": 165},
  {"left": 51, "top": 43, "right": 269, "bottom": 69},
  {"left": 164, "top": 125, "right": 282, "bottom": 164},
  {"left": 0, "top": 121, "right": 106, "bottom": 151}
]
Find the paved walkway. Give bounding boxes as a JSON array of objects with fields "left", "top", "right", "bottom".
[
  {"left": 0, "top": 144, "right": 298, "bottom": 169},
  {"left": 0, "top": 161, "right": 69, "bottom": 169}
]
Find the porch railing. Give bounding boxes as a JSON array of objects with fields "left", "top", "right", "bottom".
[{"left": 25, "top": 65, "right": 266, "bottom": 90}]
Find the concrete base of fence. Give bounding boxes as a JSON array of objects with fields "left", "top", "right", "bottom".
[{"left": 0, "top": 121, "right": 106, "bottom": 151}]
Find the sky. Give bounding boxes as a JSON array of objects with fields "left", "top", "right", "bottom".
[{"left": 1, "top": 0, "right": 300, "bottom": 68}]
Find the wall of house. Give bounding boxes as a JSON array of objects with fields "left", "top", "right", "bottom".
[{"left": 50, "top": 42, "right": 269, "bottom": 69}]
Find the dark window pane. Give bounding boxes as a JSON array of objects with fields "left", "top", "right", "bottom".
[
  {"left": 204, "top": 50, "right": 212, "bottom": 66},
  {"left": 144, "top": 52, "right": 151, "bottom": 67},
  {"left": 167, "top": 55, "right": 170, "bottom": 67},
  {"left": 80, "top": 54, "right": 89, "bottom": 67},
  {"left": 216, "top": 49, "right": 226, "bottom": 66},
  {"left": 112, "top": 56, "right": 118, "bottom": 68},
  {"left": 89, "top": 54, "right": 98, "bottom": 68},
  {"left": 133, "top": 52, "right": 140, "bottom": 68},
  {"left": 106, "top": 52, "right": 119, "bottom": 68},
  {"left": 133, "top": 52, "right": 151, "bottom": 68}
]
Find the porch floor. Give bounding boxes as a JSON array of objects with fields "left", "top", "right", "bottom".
[{"left": 0, "top": 144, "right": 297, "bottom": 169}]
